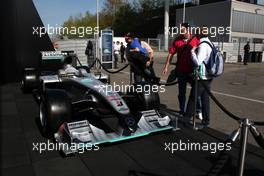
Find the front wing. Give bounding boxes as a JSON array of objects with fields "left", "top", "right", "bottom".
[{"left": 54, "top": 110, "right": 179, "bottom": 155}]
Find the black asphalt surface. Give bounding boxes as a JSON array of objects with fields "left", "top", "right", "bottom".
[{"left": 1, "top": 60, "right": 264, "bottom": 176}]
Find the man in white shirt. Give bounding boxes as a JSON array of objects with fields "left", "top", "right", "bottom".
[
  {"left": 113, "top": 41, "right": 121, "bottom": 69},
  {"left": 141, "top": 40, "right": 157, "bottom": 79},
  {"left": 141, "top": 41, "right": 154, "bottom": 66}
]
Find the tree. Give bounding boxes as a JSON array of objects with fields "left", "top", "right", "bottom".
[
  {"left": 100, "top": 0, "right": 127, "bottom": 28},
  {"left": 62, "top": 11, "right": 97, "bottom": 38},
  {"left": 61, "top": 0, "right": 195, "bottom": 39},
  {"left": 112, "top": 3, "right": 138, "bottom": 36}
]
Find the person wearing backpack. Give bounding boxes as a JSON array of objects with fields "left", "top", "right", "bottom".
[{"left": 184, "top": 27, "right": 214, "bottom": 128}]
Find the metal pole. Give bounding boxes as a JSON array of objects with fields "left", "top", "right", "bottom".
[
  {"left": 95, "top": 0, "right": 100, "bottom": 70},
  {"left": 237, "top": 118, "right": 250, "bottom": 176},
  {"left": 159, "top": 39, "right": 161, "bottom": 51},
  {"left": 193, "top": 68, "right": 198, "bottom": 129},
  {"left": 97, "top": 0, "right": 99, "bottom": 33},
  {"left": 164, "top": 0, "right": 169, "bottom": 51},
  {"left": 238, "top": 38, "right": 241, "bottom": 58},
  {"left": 96, "top": 0, "right": 99, "bottom": 59},
  {"left": 130, "top": 66, "right": 132, "bottom": 85},
  {"left": 183, "top": 0, "right": 186, "bottom": 23}
]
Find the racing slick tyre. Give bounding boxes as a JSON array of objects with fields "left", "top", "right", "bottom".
[
  {"left": 39, "top": 89, "right": 72, "bottom": 138},
  {"left": 21, "top": 68, "right": 39, "bottom": 93},
  {"left": 126, "top": 84, "right": 160, "bottom": 111}
]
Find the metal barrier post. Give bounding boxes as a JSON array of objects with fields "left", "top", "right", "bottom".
[
  {"left": 193, "top": 69, "right": 198, "bottom": 129},
  {"left": 237, "top": 118, "right": 250, "bottom": 176},
  {"left": 130, "top": 66, "right": 133, "bottom": 85},
  {"left": 95, "top": 58, "right": 100, "bottom": 73}
]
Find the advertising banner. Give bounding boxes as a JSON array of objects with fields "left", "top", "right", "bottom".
[{"left": 101, "top": 30, "right": 114, "bottom": 69}]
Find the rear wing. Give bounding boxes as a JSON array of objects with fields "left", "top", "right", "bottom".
[
  {"left": 39, "top": 51, "right": 77, "bottom": 73},
  {"left": 41, "top": 51, "right": 66, "bottom": 60}
]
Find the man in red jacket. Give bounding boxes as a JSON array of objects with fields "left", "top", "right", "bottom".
[{"left": 163, "top": 23, "right": 200, "bottom": 115}]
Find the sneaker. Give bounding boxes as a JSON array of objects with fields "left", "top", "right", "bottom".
[
  {"left": 196, "top": 123, "right": 209, "bottom": 130},
  {"left": 196, "top": 112, "right": 203, "bottom": 121}
]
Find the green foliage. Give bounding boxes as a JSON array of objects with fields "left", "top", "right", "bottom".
[
  {"left": 112, "top": 3, "right": 138, "bottom": 36},
  {"left": 62, "top": 11, "right": 97, "bottom": 38},
  {"left": 61, "top": 0, "right": 194, "bottom": 39}
]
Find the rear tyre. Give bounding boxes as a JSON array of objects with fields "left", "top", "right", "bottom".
[
  {"left": 39, "top": 89, "right": 72, "bottom": 138},
  {"left": 21, "top": 68, "right": 39, "bottom": 93}
]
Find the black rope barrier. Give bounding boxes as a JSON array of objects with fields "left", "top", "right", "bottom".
[
  {"left": 250, "top": 126, "right": 264, "bottom": 150},
  {"left": 199, "top": 78, "right": 264, "bottom": 126},
  {"left": 96, "top": 58, "right": 130, "bottom": 74},
  {"left": 75, "top": 56, "right": 83, "bottom": 67},
  {"left": 95, "top": 58, "right": 179, "bottom": 86},
  {"left": 87, "top": 58, "right": 97, "bottom": 70},
  {"left": 157, "top": 80, "right": 179, "bottom": 86},
  {"left": 199, "top": 79, "right": 241, "bottom": 122},
  {"left": 252, "top": 121, "right": 264, "bottom": 126}
]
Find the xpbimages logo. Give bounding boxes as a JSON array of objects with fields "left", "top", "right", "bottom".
[
  {"left": 32, "top": 24, "right": 99, "bottom": 38},
  {"left": 164, "top": 140, "right": 232, "bottom": 154},
  {"left": 165, "top": 24, "right": 231, "bottom": 38},
  {"left": 32, "top": 141, "right": 99, "bottom": 154},
  {"left": 96, "top": 82, "right": 166, "bottom": 96}
]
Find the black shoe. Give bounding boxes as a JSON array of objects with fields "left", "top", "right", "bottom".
[
  {"left": 154, "top": 77, "right": 160, "bottom": 84},
  {"left": 182, "top": 118, "right": 193, "bottom": 128},
  {"left": 150, "top": 77, "right": 160, "bottom": 84},
  {"left": 201, "top": 121, "right": 210, "bottom": 128},
  {"left": 179, "top": 111, "right": 185, "bottom": 117}
]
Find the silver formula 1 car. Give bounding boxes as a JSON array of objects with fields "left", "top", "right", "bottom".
[{"left": 21, "top": 51, "right": 178, "bottom": 155}]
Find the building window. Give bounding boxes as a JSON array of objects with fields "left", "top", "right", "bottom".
[{"left": 232, "top": 10, "right": 264, "bottom": 34}]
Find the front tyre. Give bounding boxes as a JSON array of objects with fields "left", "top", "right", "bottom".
[
  {"left": 39, "top": 89, "right": 72, "bottom": 138},
  {"left": 126, "top": 84, "right": 160, "bottom": 111}
]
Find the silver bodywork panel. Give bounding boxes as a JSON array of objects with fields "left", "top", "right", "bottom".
[{"left": 40, "top": 73, "right": 129, "bottom": 115}]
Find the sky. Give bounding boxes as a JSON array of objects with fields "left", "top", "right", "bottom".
[{"left": 33, "top": 0, "right": 103, "bottom": 26}]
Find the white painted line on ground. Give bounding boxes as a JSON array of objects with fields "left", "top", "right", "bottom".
[
  {"left": 121, "top": 71, "right": 130, "bottom": 75},
  {"left": 120, "top": 71, "right": 264, "bottom": 104},
  {"left": 185, "top": 85, "right": 264, "bottom": 104},
  {"left": 210, "top": 90, "right": 264, "bottom": 104}
]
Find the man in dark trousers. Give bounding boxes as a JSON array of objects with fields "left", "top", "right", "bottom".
[
  {"left": 85, "top": 40, "right": 94, "bottom": 67},
  {"left": 243, "top": 42, "right": 250, "bottom": 65},
  {"left": 162, "top": 23, "right": 200, "bottom": 116},
  {"left": 120, "top": 42, "right": 126, "bottom": 63}
]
